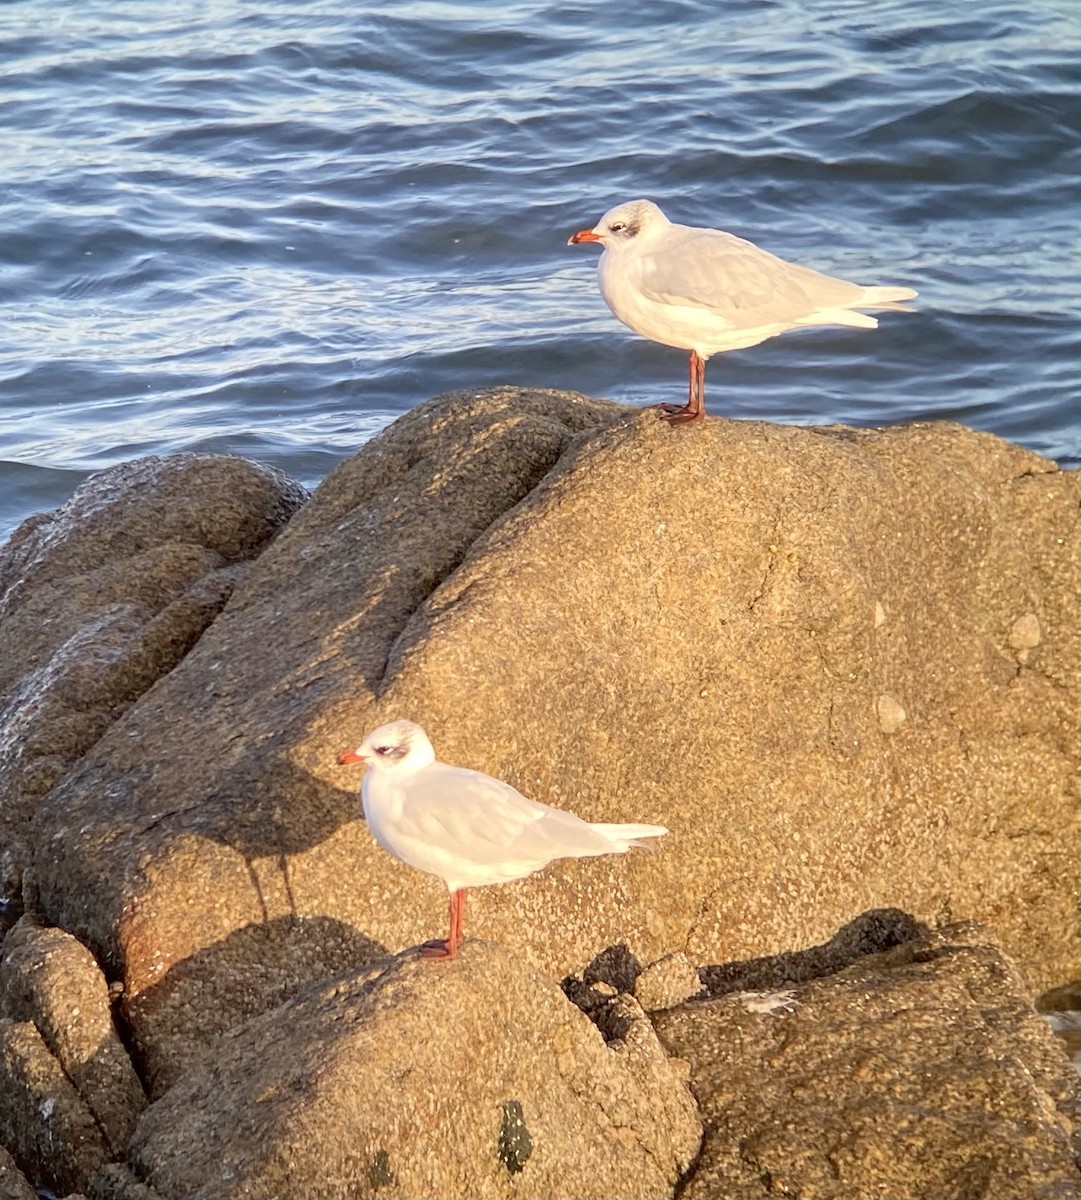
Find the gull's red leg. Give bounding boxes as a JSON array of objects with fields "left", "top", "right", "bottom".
[
  {"left": 420, "top": 888, "right": 465, "bottom": 959},
  {"left": 449, "top": 888, "right": 466, "bottom": 956},
  {"left": 652, "top": 350, "right": 707, "bottom": 423}
]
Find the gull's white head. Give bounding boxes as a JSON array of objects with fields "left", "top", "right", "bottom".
[
  {"left": 336, "top": 719, "right": 436, "bottom": 774},
  {"left": 567, "top": 199, "right": 670, "bottom": 250}
]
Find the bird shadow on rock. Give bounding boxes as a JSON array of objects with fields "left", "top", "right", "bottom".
[
  {"left": 123, "top": 913, "right": 389, "bottom": 1097},
  {"left": 698, "top": 907, "right": 929, "bottom": 997},
  {"left": 175, "top": 755, "right": 359, "bottom": 865},
  {"left": 62, "top": 750, "right": 393, "bottom": 1096}
]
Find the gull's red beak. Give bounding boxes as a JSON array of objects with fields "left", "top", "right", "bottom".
[
  {"left": 568, "top": 229, "right": 602, "bottom": 245},
  {"left": 336, "top": 749, "right": 367, "bottom": 766}
]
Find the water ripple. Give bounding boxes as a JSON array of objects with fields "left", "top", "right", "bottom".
[{"left": 0, "top": 0, "right": 1077, "bottom": 541}]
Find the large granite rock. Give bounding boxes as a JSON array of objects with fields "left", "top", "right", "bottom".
[
  {"left": 654, "top": 920, "right": 1081, "bottom": 1200},
  {"left": 0, "top": 916, "right": 145, "bottom": 1185},
  {"left": 0, "top": 453, "right": 307, "bottom": 902},
  {"left": 0, "top": 1014, "right": 109, "bottom": 1197},
  {"left": 12, "top": 387, "right": 1079, "bottom": 1100},
  {"left": 120, "top": 940, "right": 700, "bottom": 1200}
]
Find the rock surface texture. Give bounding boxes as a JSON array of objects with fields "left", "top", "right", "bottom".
[
  {"left": 123, "top": 940, "right": 700, "bottom": 1200},
  {"left": 0, "top": 1143, "right": 38, "bottom": 1200},
  {"left": 4, "top": 387, "right": 1075, "bottom": 1100},
  {"left": 0, "top": 389, "right": 1078, "bottom": 1197},
  {"left": 655, "top": 921, "right": 1081, "bottom": 1200},
  {"left": 0, "top": 915, "right": 145, "bottom": 1186},
  {"left": 0, "top": 453, "right": 307, "bottom": 902}
]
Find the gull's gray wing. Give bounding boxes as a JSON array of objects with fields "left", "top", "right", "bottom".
[
  {"left": 637, "top": 226, "right": 864, "bottom": 322},
  {"left": 402, "top": 764, "right": 615, "bottom": 867}
]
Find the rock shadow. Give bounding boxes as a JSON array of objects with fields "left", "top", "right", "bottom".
[
  {"left": 699, "top": 907, "right": 929, "bottom": 997},
  {"left": 123, "top": 913, "right": 388, "bottom": 1097}
]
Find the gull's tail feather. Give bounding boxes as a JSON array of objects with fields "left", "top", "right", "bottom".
[
  {"left": 797, "top": 282, "right": 918, "bottom": 331},
  {"left": 800, "top": 308, "right": 880, "bottom": 330},
  {"left": 859, "top": 285, "right": 918, "bottom": 305},
  {"left": 591, "top": 822, "right": 668, "bottom": 851}
]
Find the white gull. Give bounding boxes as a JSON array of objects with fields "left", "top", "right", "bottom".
[
  {"left": 568, "top": 198, "right": 917, "bottom": 423},
  {"left": 337, "top": 719, "right": 667, "bottom": 959}
]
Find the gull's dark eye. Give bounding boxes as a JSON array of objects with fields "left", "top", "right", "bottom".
[
  {"left": 375, "top": 745, "right": 394, "bottom": 756},
  {"left": 609, "top": 221, "right": 626, "bottom": 232}
]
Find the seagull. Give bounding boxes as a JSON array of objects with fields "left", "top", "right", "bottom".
[
  {"left": 568, "top": 198, "right": 917, "bottom": 423},
  {"left": 336, "top": 719, "right": 667, "bottom": 959}
]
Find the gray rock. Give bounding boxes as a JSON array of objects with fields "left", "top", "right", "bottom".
[
  {"left": 0, "top": 1144, "right": 37, "bottom": 1200},
  {"left": 124, "top": 940, "right": 701, "bottom": 1200},
  {"left": 654, "top": 921, "right": 1081, "bottom": 1200},
  {"left": 0, "top": 454, "right": 306, "bottom": 902},
  {"left": 90, "top": 1163, "right": 165, "bottom": 1200}
]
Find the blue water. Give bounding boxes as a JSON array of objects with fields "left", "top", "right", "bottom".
[{"left": 1, "top": 0, "right": 1077, "bottom": 544}]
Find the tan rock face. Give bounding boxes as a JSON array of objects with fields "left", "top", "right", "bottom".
[
  {"left": 17, "top": 388, "right": 1079, "bottom": 1097},
  {"left": 654, "top": 922, "right": 1081, "bottom": 1200},
  {"left": 0, "top": 915, "right": 146, "bottom": 1161},
  {"left": 634, "top": 952, "right": 703, "bottom": 1012},
  {"left": 0, "top": 1016, "right": 112, "bottom": 1197},
  {"left": 125, "top": 940, "right": 701, "bottom": 1200}
]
